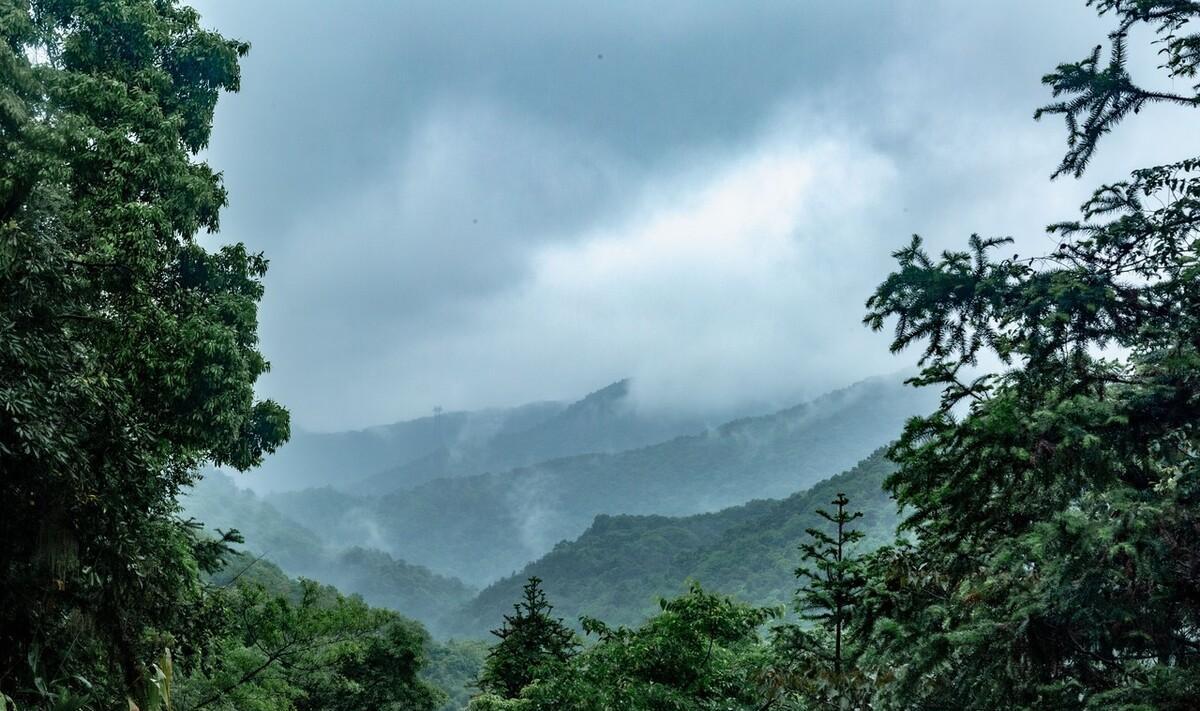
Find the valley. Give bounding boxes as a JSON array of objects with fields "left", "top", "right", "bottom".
[{"left": 185, "top": 373, "right": 932, "bottom": 637}]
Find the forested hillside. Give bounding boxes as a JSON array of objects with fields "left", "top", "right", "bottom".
[
  {"left": 202, "top": 551, "right": 483, "bottom": 711},
  {"left": 269, "top": 375, "right": 936, "bottom": 584},
  {"left": 448, "top": 450, "right": 897, "bottom": 636},
  {"left": 183, "top": 472, "right": 476, "bottom": 633}
]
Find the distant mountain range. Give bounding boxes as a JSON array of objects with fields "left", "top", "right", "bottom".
[
  {"left": 188, "top": 447, "right": 905, "bottom": 642},
  {"left": 186, "top": 374, "right": 937, "bottom": 639},
  {"left": 242, "top": 400, "right": 566, "bottom": 493},
  {"left": 247, "top": 379, "right": 759, "bottom": 494},
  {"left": 350, "top": 379, "right": 744, "bottom": 496},
  {"left": 264, "top": 374, "right": 937, "bottom": 585}
]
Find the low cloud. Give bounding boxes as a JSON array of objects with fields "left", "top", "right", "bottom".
[{"left": 193, "top": 0, "right": 1200, "bottom": 430}]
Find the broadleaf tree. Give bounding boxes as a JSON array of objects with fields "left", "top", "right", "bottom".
[{"left": 0, "top": 0, "right": 288, "bottom": 707}]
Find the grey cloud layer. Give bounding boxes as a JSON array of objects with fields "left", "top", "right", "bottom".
[{"left": 193, "top": 0, "right": 1196, "bottom": 430}]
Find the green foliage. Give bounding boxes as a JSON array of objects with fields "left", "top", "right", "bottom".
[
  {"left": 1035, "top": 0, "right": 1200, "bottom": 178},
  {"left": 423, "top": 640, "right": 489, "bottom": 711},
  {"left": 795, "top": 494, "right": 866, "bottom": 645},
  {"left": 477, "top": 578, "right": 578, "bottom": 699},
  {"left": 772, "top": 495, "right": 873, "bottom": 710},
  {"left": 502, "top": 585, "right": 779, "bottom": 711},
  {"left": 0, "top": 0, "right": 286, "bottom": 707},
  {"left": 173, "top": 579, "right": 444, "bottom": 711},
  {"left": 859, "top": 3, "right": 1200, "bottom": 707}
]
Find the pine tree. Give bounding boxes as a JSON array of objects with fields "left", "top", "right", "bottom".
[
  {"left": 797, "top": 493, "right": 866, "bottom": 680},
  {"left": 477, "top": 577, "right": 579, "bottom": 699},
  {"left": 775, "top": 494, "right": 871, "bottom": 709},
  {"left": 860, "top": 1, "right": 1200, "bottom": 707},
  {"left": 1035, "top": 0, "right": 1200, "bottom": 178}
]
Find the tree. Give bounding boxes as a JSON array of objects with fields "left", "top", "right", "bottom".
[
  {"left": 505, "top": 584, "right": 779, "bottom": 711},
  {"left": 1035, "top": 0, "right": 1200, "bottom": 178},
  {"left": 173, "top": 580, "right": 444, "bottom": 711},
  {"left": 476, "top": 577, "right": 578, "bottom": 700},
  {"left": 797, "top": 493, "right": 865, "bottom": 679},
  {"left": 773, "top": 494, "right": 871, "bottom": 710},
  {"left": 860, "top": 1, "right": 1200, "bottom": 707},
  {"left": 0, "top": 1, "right": 287, "bottom": 707}
]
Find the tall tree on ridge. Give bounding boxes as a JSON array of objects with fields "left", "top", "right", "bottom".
[{"left": 774, "top": 493, "right": 871, "bottom": 710}]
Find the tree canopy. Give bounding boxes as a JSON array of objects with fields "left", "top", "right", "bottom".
[
  {"left": 1, "top": 0, "right": 286, "bottom": 706},
  {"left": 476, "top": 577, "right": 579, "bottom": 700}
]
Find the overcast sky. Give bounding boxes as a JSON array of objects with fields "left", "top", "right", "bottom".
[{"left": 192, "top": 1, "right": 1199, "bottom": 431}]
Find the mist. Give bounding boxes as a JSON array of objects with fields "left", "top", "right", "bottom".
[{"left": 185, "top": 0, "right": 1200, "bottom": 431}]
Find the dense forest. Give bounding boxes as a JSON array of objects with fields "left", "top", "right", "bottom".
[{"left": 2, "top": 0, "right": 1198, "bottom": 710}]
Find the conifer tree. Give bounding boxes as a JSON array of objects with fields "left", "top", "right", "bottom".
[
  {"left": 860, "top": 1, "right": 1200, "bottom": 707},
  {"left": 775, "top": 494, "right": 871, "bottom": 710},
  {"left": 797, "top": 493, "right": 865, "bottom": 680},
  {"left": 477, "top": 577, "right": 579, "bottom": 699}
]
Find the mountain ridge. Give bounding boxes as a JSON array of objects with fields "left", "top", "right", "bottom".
[
  {"left": 348, "top": 377, "right": 747, "bottom": 496},
  {"left": 267, "top": 374, "right": 937, "bottom": 585}
]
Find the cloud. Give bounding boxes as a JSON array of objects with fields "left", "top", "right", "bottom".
[
  {"left": 297, "top": 113, "right": 914, "bottom": 423},
  {"left": 191, "top": 0, "right": 1200, "bottom": 430},
  {"left": 500, "top": 125, "right": 902, "bottom": 414}
]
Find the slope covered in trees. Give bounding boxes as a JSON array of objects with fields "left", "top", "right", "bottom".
[
  {"left": 269, "top": 375, "right": 936, "bottom": 585},
  {"left": 448, "top": 451, "right": 897, "bottom": 636},
  {"left": 198, "top": 550, "right": 482, "bottom": 711},
  {"left": 183, "top": 471, "right": 476, "bottom": 634}
]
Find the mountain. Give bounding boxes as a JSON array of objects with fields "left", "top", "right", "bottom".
[
  {"left": 350, "top": 379, "right": 739, "bottom": 496},
  {"left": 446, "top": 450, "right": 898, "bottom": 637},
  {"left": 243, "top": 400, "right": 566, "bottom": 493},
  {"left": 182, "top": 471, "right": 476, "bottom": 633},
  {"left": 267, "top": 375, "right": 937, "bottom": 586}
]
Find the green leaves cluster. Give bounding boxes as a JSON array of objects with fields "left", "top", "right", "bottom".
[
  {"left": 173, "top": 578, "right": 445, "bottom": 711},
  {"left": 1036, "top": 0, "right": 1200, "bottom": 178},
  {"left": 472, "top": 583, "right": 779, "bottom": 711},
  {"left": 0, "top": 0, "right": 286, "bottom": 707}
]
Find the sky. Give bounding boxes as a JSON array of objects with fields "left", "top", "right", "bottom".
[{"left": 192, "top": 0, "right": 1200, "bottom": 431}]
